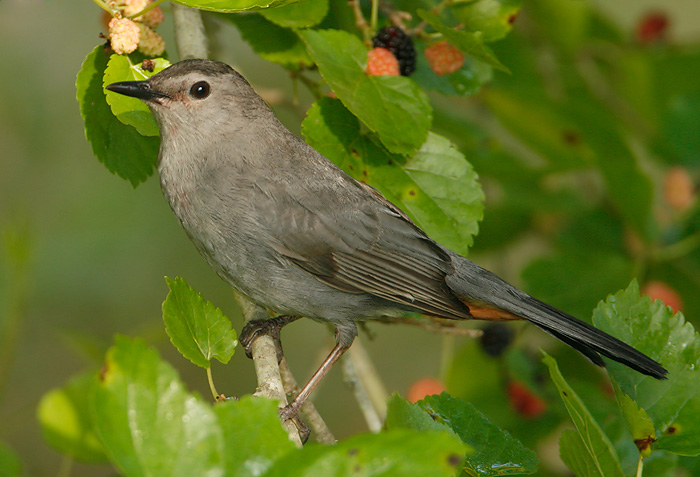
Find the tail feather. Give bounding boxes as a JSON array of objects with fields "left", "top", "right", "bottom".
[
  {"left": 523, "top": 296, "right": 667, "bottom": 379},
  {"left": 533, "top": 321, "right": 606, "bottom": 367},
  {"left": 446, "top": 253, "right": 668, "bottom": 380}
]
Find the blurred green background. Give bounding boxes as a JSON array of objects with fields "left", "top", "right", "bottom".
[{"left": 1, "top": 0, "right": 699, "bottom": 475}]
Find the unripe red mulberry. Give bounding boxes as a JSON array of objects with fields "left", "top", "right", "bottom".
[
  {"left": 366, "top": 47, "right": 400, "bottom": 76},
  {"left": 406, "top": 377, "right": 446, "bottom": 403},
  {"left": 424, "top": 42, "right": 464, "bottom": 75}
]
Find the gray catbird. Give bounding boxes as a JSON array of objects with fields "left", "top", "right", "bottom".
[{"left": 107, "top": 59, "right": 667, "bottom": 419}]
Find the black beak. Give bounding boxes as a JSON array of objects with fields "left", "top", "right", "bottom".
[{"left": 106, "top": 81, "right": 170, "bottom": 102}]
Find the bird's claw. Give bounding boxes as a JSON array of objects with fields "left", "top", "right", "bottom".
[
  {"left": 279, "top": 405, "right": 310, "bottom": 443},
  {"left": 239, "top": 316, "right": 295, "bottom": 361}
]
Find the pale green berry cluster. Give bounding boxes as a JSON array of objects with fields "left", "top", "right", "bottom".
[
  {"left": 108, "top": 17, "right": 140, "bottom": 55},
  {"left": 107, "top": 0, "right": 165, "bottom": 56}
]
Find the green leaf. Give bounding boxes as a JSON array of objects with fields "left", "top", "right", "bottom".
[
  {"left": 103, "top": 54, "right": 170, "bottom": 137},
  {"left": 77, "top": 46, "right": 158, "bottom": 186},
  {"left": 221, "top": 14, "right": 312, "bottom": 69},
  {"left": 543, "top": 352, "right": 625, "bottom": 477},
  {"left": 92, "top": 336, "right": 223, "bottom": 476},
  {"left": 643, "top": 451, "right": 679, "bottom": 477},
  {"left": 406, "top": 133, "right": 484, "bottom": 251},
  {"left": 559, "top": 429, "right": 609, "bottom": 477},
  {"left": 418, "top": 10, "right": 510, "bottom": 73},
  {"left": 172, "top": 0, "right": 299, "bottom": 13},
  {"left": 262, "top": 428, "right": 465, "bottom": 476},
  {"left": 318, "top": 0, "right": 360, "bottom": 33},
  {"left": 452, "top": 0, "right": 522, "bottom": 42},
  {"left": 592, "top": 281, "right": 700, "bottom": 454},
  {"left": 0, "top": 442, "right": 22, "bottom": 477},
  {"left": 302, "top": 98, "right": 483, "bottom": 255},
  {"left": 37, "top": 372, "right": 108, "bottom": 463},
  {"left": 385, "top": 393, "right": 538, "bottom": 476},
  {"left": 300, "top": 29, "right": 432, "bottom": 155},
  {"left": 680, "top": 453, "right": 700, "bottom": 474},
  {"left": 215, "top": 396, "right": 296, "bottom": 477},
  {"left": 446, "top": 339, "right": 565, "bottom": 448},
  {"left": 654, "top": 397, "right": 700, "bottom": 456},
  {"left": 163, "top": 276, "right": 237, "bottom": 368},
  {"left": 260, "top": 0, "right": 328, "bottom": 28},
  {"left": 613, "top": 382, "right": 655, "bottom": 456}
]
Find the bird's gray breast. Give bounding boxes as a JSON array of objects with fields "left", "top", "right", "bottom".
[{"left": 159, "top": 149, "right": 281, "bottom": 287}]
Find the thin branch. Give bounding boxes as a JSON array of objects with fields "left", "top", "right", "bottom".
[
  {"left": 172, "top": 4, "right": 208, "bottom": 60},
  {"left": 342, "top": 338, "right": 388, "bottom": 432},
  {"left": 379, "top": 2, "right": 414, "bottom": 32},
  {"left": 341, "top": 356, "right": 382, "bottom": 432},
  {"left": 92, "top": 0, "right": 116, "bottom": 16},
  {"left": 348, "top": 338, "right": 388, "bottom": 421},
  {"left": 403, "top": 0, "right": 452, "bottom": 36},
  {"left": 370, "top": 0, "right": 379, "bottom": 32},
  {"left": 233, "top": 292, "right": 303, "bottom": 446},
  {"left": 349, "top": 0, "right": 372, "bottom": 45},
  {"left": 636, "top": 453, "right": 644, "bottom": 477}
]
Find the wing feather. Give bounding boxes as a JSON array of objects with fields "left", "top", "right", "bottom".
[{"left": 273, "top": 197, "right": 472, "bottom": 320}]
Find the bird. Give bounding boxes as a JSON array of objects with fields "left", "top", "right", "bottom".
[{"left": 106, "top": 59, "right": 667, "bottom": 421}]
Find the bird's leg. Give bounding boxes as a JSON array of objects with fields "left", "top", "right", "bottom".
[
  {"left": 279, "top": 340, "right": 351, "bottom": 421},
  {"left": 239, "top": 315, "right": 299, "bottom": 362},
  {"left": 280, "top": 323, "right": 357, "bottom": 422}
]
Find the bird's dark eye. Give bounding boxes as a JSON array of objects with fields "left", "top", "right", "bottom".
[{"left": 190, "top": 81, "right": 210, "bottom": 99}]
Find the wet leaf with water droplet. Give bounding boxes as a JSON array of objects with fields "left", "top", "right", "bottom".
[
  {"left": 92, "top": 336, "right": 224, "bottom": 475},
  {"left": 385, "top": 393, "right": 537, "bottom": 476}
]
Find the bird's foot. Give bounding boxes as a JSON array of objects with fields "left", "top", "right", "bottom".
[
  {"left": 281, "top": 410, "right": 310, "bottom": 444},
  {"left": 239, "top": 315, "right": 297, "bottom": 361},
  {"left": 279, "top": 401, "right": 301, "bottom": 422}
]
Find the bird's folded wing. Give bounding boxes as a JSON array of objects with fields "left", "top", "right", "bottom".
[{"left": 269, "top": 197, "right": 472, "bottom": 320}]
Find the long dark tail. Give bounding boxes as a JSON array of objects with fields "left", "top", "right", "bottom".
[
  {"left": 446, "top": 253, "right": 668, "bottom": 380},
  {"left": 516, "top": 295, "right": 667, "bottom": 379}
]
